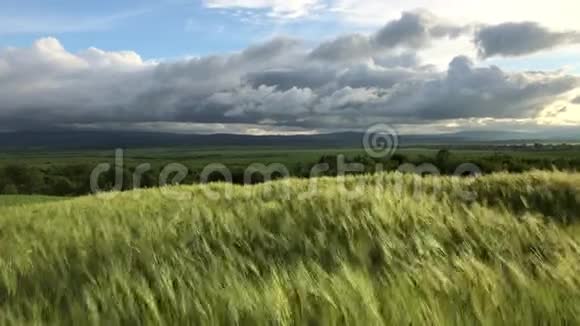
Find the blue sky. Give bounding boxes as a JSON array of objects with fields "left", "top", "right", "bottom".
[
  {"left": 0, "top": 0, "right": 356, "bottom": 59},
  {"left": 1, "top": 0, "right": 248, "bottom": 58}
]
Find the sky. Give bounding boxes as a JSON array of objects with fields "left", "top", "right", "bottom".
[{"left": 1, "top": 0, "right": 580, "bottom": 135}]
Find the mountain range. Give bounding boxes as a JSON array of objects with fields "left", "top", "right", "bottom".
[{"left": 1, "top": 129, "right": 579, "bottom": 150}]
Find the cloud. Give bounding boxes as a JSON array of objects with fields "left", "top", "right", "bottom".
[
  {"left": 324, "top": 0, "right": 580, "bottom": 32},
  {"left": 203, "top": 0, "right": 323, "bottom": 18},
  {"left": 69, "top": 121, "right": 316, "bottom": 135},
  {"left": 239, "top": 36, "right": 303, "bottom": 62},
  {"left": 573, "top": 96, "right": 580, "bottom": 104},
  {"left": 245, "top": 67, "right": 336, "bottom": 90},
  {"left": 309, "top": 34, "right": 374, "bottom": 62},
  {"left": 1, "top": 16, "right": 579, "bottom": 133},
  {"left": 309, "top": 11, "right": 469, "bottom": 63},
  {"left": 373, "top": 10, "right": 468, "bottom": 49},
  {"left": 386, "top": 56, "right": 579, "bottom": 121},
  {"left": 475, "top": 22, "right": 580, "bottom": 58}
]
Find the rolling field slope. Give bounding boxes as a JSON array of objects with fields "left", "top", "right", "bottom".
[{"left": 0, "top": 172, "right": 579, "bottom": 325}]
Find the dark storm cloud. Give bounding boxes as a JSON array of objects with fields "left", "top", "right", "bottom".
[
  {"left": 145, "top": 55, "right": 577, "bottom": 130},
  {"left": 0, "top": 12, "right": 579, "bottom": 133},
  {"left": 244, "top": 68, "right": 336, "bottom": 91},
  {"left": 239, "top": 37, "right": 302, "bottom": 63},
  {"left": 309, "top": 34, "right": 374, "bottom": 62},
  {"left": 309, "top": 11, "right": 470, "bottom": 63},
  {"left": 475, "top": 22, "right": 580, "bottom": 58},
  {"left": 373, "top": 10, "right": 468, "bottom": 49},
  {"left": 335, "top": 63, "right": 432, "bottom": 89},
  {"left": 391, "top": 56, "right": 579, "bottom": 120},
  {"left": 373, "top": 52, "right": 420, "bottom": 68}
]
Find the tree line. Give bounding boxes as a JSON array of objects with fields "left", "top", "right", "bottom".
[{"left": 1, "top": 150, "right": 579, "bottom": 196}]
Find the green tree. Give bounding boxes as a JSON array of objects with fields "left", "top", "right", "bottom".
[
  {"left": 2, "top": 184, "right": 18, "bottom": 194},
  {"left": 2, "top": 164, "right": 45, "bottom": 194},
  {"left": 50, "top": 177, "right": 74, "bottom": 196},
  {"left": 436, "top": 149, "right": 451, "bottom": 163}
]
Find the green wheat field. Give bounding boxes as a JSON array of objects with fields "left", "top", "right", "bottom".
[{"left": 1, "top": 171, "right": 580, "bottom": 325}]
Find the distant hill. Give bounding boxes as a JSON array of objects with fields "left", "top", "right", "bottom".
[{"left": 0, "top": 129, "right": 579, "bottom": 150}]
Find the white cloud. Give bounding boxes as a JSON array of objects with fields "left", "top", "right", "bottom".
[
  {"left": 330, "top": 0, "right": 580, "bottom": 30},
  {"left": 79, "top": 47, "right": 145, "bottom": 70},
  {"left": 205, "top": 0, "right": 580, "bottom": 39},
  {"left": 417, "top": 35, "right": 476, "bottom": 68},
  {"left": 0, "top": 38, "right": 152, "bottom": 123},
  {"left": 204, "top": 0, "right": 324, "bottom": 18}
]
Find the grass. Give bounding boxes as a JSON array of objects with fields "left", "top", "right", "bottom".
[
  {"left": 0, "top": 195, "right": 65, "bottom": 208},
  {"left": 0, "top": 171, "right": 579, "bottom": 324},
  {"left": 0, "top": 147, "right": 370, "bottom": 170},
  {"left": 2, "top": 146, "right": 580, "bottom": 170}
]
